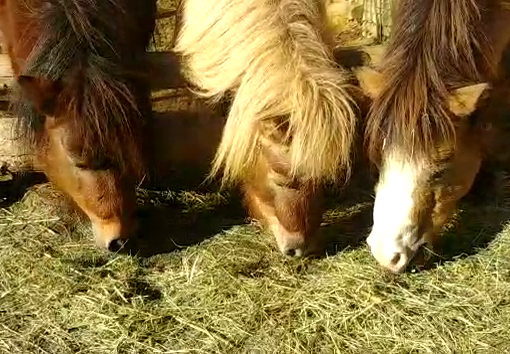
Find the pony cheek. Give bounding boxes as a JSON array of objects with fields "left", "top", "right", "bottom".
[
  {"left": 438, "top": 166, "right": 480, "bottom": 211},
  {"left": 429, "top": 192, "right": 460, "bottom": 240}
]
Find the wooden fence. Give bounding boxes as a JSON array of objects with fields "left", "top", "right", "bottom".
[{"left": 0, "top": 4, "right": 391, "bottom": 176}]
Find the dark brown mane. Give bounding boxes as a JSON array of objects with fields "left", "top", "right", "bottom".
[
  {"left": 365, "top": 0, "right": 498, "bottom": 162},
  {"left": 13, "top": 0, "right": 156, "bottom": 175}
]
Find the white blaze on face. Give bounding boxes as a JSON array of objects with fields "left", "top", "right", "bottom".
[{"left": 367, "top": 152, "right": 427, "bottom": 273}]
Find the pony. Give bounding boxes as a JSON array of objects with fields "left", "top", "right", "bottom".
[
  {"left": 174, "top": 0, "right": 359, "bottom": 256},
  {"left": 0, "top": 0, "right": 157, "bottom": 250},
  {"left": 355, "top": 0, "right": 510, "bottom": 273}
]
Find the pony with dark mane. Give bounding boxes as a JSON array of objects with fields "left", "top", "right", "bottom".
[
  {"left": 0, "top": 0, "right": 157, "bottom": 250},
  {"left": 175, "top": 0, "right": 359, "bottom": 257},
  {"left": 356, "top": 0, "right": 510, "bottom": 273}
]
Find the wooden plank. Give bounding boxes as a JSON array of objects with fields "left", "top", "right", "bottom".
[
  {"left": 0, "top": 106, "right": 226, "bottom": 176},
  {"left": 156, "top": 10, "right": 177, "bottom": 19},
  {"left": 0, "top": 45, "right": 386, "bottom": 174},
  {"left": 0, "top": 45, "right": 384, "bottom": 96},
  {"left": 0, "top": 116, "right": 34, "bottom": 172},
  {"left": 0, "top": 53, "right": 13, "bottom": 88},
  {"left": 0, "top": 50, "right": 188, "bottom": 172},
  {"left": 0, "top": 51, "right": 187, "bottom": 97},
  {"left": 147, "top": 51, "right": 186, "bottom": 90}
]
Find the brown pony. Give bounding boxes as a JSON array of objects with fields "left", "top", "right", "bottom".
[
  {"left": 356, "top": 0, "right": 510, "bottom": 273},
  {"left": 174, "top": 0, "right": 360, "bottom": 256},
  {"left": 0, "top": 0, "right": 157, "bottom": 250}
]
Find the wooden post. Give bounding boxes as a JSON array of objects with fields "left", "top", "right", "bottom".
[
  {"left": 0, "top": 54, "right": 13, "bottom": 93},
  {"left": 156, "top": 10, "right": 177, "bottom": 19}
]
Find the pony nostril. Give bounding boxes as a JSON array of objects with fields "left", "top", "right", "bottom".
[
  {"left": 283, "top": 247, "right": 304, "bottom": 258},
  {"left": 390, "top": 252, "right": 401, "bottom": 266},
  {"left": 387, "top": 252, "right": 409, "bottom": 273},
  {"left": 108, "top": 239, "right": 127, "bottom": 252}
]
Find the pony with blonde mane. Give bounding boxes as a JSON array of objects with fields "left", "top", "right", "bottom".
[
  {"left": 175, "top": 0, "right": 358, "bottom": 256},
  {"left": 356, "top": 0, "right": 510, "bottom": 273}
]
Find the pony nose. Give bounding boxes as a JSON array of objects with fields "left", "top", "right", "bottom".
[
  {"left": 367, "top": 233, "right": 411, "bottom": 273},
  {"left": 92, "top": 217, "right": 136, "bottom": 252},
  {"left": 385, "top": 252, "right": 409, "bottom": 273},
  {"left": 270, "top": 223, "right": 308, "bottom": 258},
  {"left": 370, "top": 248, "right": 410, "bottom": 273},
  {"left": 282, "top": 246, "right": 304, "bottom": 258},
  {"left": 107, "top": 238, "right": 127, "bottom": 253},
  {"left": 278, "top": 234, "right": 307, "bottom": 257}
]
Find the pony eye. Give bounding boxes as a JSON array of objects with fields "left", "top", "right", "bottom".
[
  {"left": 74, "top": 158, "right": 115, "bottom": 171},
  {"left": 432, "top": 169, "right": 444, "bottom": 180},
  {"left": 433, "top": 150, "right": 453, "bottom": 166},
  {"left": 431, "top": 158, "right": 452, "bottom": 181},
  {"left": 74, "top": 162, "right": 88, "bottom": 169}
]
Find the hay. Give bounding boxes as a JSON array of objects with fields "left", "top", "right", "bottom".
[
  {"left": 1, "top": 170, "right": 510, "bottom": 353},
  {"left": 1, "top": 1, "right": 510, "bottom": 353}
]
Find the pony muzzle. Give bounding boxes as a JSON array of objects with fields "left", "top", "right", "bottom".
[
  {"left": 267, "top": 217, "right": 308, "bottom": 257},
  {"left": 366, "top": 231, "right": 420, "bottom": 273},
  {"left": 91, "top": 218, "right": 135, "bottom": 252}
]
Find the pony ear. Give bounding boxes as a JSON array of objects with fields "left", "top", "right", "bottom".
[
  {"left": 354, "top": 67, "right": 384, "bottom": 99},
  {"left": 448, "top": 83, "right": 490, "bottom": 117},
  {"left": 17, "top": 75, "right": 63, "bottom": 115}
]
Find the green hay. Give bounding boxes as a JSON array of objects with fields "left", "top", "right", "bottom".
[
  {"left": 2, "top": 1, "right": 510, "bottom": 353},
  {"left": 1, "top": 175, "right": 510, "bottom": 353}
]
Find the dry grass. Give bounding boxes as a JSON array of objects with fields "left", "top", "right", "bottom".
[
  {"left": 1, "top": 168, "right": 510, "bottom": 353},
  {"left": 1, "top": 1, "right": 510, "bottom": 353}
]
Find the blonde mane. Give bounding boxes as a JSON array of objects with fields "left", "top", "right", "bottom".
[{"left": 175, "top": 0, "right": 357, "bottom": 185}]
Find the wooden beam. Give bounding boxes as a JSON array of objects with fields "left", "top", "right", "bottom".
[
  {"left": 0, "top": 51, "right": 187, "bottom": 99},
  {"left": 0, "top": 44, "right": 384, "bottom": 101},
  {"left": 0, "top": 106, "right": 226, "bottom": 176},
  {"left": 0, "top": 116, "right": 34, "bottom": 172},
  {"left": 146, "top": 51, "right": 186, "bottom": 90},
  {"left": 0, "top": 45, "right": 386, "bottom": 174},
  {"left": 0, "top": 51, "right": 189, "bottom": 173},
  {"left": 0, "top": 54, "right": 13, "bottom": 89},
  {"left": 0, "top": 45, "right": 388, "bottom": 97},
  {"left": 156, "top": 10, "right": 177, "bottom": 20}
]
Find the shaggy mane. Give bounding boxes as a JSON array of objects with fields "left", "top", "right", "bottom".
[
  {"left": 365, "top": 0, "right": 497, "bottom": 161},
  {"left": 175, "top": 0, "right": 358, "bottom": 185},
  {"left": 13, "top": 0, "right": 156, "bottom": 175}
]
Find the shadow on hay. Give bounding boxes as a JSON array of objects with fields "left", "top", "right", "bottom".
[
  {"left": 316, "top": 164, "right": 377, "bottom": 257},
  {"left": 126, "top": 151, "right": 379, "bottom": 258},
  {"left": 128, "top": 171, "right": 377, "bottom": 258},
  {"left": 127, "top": 187, "right": 248, "bottom": 257},
  {"left": 0, "top": 171, "right": 47, "bottom": 208},
  {"left": 111, "top": 107, "right": 245, "bottom": 256},
  {"left": 409, "top": 164, "right": 510, "bottom": 272}
]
